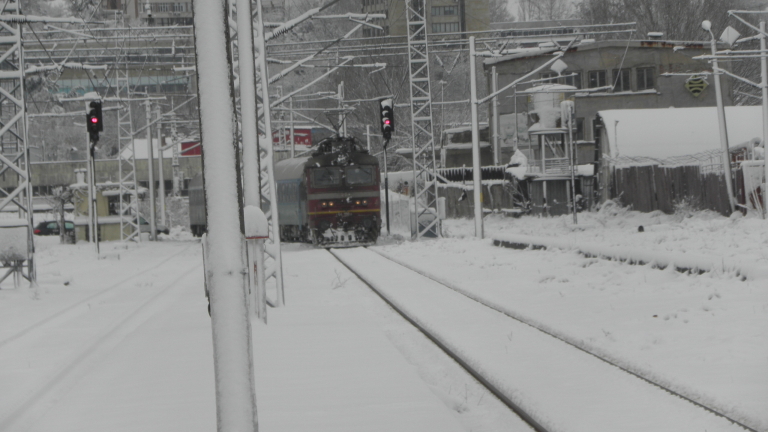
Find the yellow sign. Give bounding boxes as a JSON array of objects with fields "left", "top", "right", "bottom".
[{"left": 685, "top": 77, "right": 708, "bottom": 97}]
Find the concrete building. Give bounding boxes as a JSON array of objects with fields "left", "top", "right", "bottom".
[{"left": 361, "top": 0, "right": 490, "bottom": 37}]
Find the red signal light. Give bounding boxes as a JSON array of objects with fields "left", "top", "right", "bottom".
[
  {"left": 384, "top": 120, "right": 391, "bottom": 125},
  {"left": 90, "top": 117, "right": 99, "bottom": 124}
]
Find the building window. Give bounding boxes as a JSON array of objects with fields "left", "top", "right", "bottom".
[
  {"left": 564, "top": 71, "right": 582, "bottom": 89},
  {"left": 637, "top": 67, "right": 655, "bottom": 90},
  {"left": 363, "top": 27, "right": 386, "bottom": 37},
  {"left": 431, "top": 6, "right": 457, "bottom": 15},
  {"left": 613, "top": 69, "right": 630, "bottom": 91},
  {"left": 588, "top": 70, "right": 607, "bottom": 88},
  {"left": 540, "top": 72, "right": 558, "bottom": 84},
  {"left": 432, "top": 22, "right": 460, "bottom": 33},
  {"left": 575, "top": 118, "right": 584, "bottom": 141}
]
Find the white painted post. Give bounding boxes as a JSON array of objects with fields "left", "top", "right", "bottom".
[
  {"left": 761, "top": 21, "right": 768, "bottom": 218},
  {"left": 469, "top": 36, "right": 484, "bottom": 238},
  {"left": 192, "top": 0, "right": 258, "bottom": 429}
]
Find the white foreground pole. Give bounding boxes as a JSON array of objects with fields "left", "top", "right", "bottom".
[
  {"left": 708, "top": 28, "right": 736, "bottom": 214},
  {"left": 192, "top": 0, "right": 258, "bottom": 430},
  {"left": 761, "top": 21, "right": 768, "bottom": 218},
  {"left": 469, "top": 36, "right": 483, "bottom": 238}
]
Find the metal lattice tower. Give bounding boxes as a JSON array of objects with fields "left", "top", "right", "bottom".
[
  {"left": 116, "top": 69, "right": 141, "bottom": 241},
  {"left": 0, "top": 1, "right": 35, "bottom": 286},
  {"left": 405, "top": 0, "right": 441, "bottom": 239},
  {"left": 254, "top": 0, "right": 284, "bottom": 305}
]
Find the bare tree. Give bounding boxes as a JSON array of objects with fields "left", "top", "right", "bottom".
[
  {"left": 576, "top": 0, "right": 740, "bottom": 40},
  {"left": 489, "top": 0, "right": 515, "bottom": 23},
  {"left": 519, "top": 0, "right": 573, "bottom": 21}
]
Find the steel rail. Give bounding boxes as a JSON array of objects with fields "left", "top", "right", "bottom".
[
  {"left": 327, "top": 248, "right": 549, "bottom": 432},
  {"left": 364, "top": 247, "right": 759, "bottom": 432}
]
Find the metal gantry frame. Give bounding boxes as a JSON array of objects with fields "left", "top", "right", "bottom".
[
  {"left": 0, "top": 0, "right": 35, "bottom": 286},
  {"left": 405, "top": 0, "right": 441, "bottom": 239},
  {"left": 254, "top": 0, "right": 285, "bottom": 306},
  {"left": 116, "top": 68, "right": 141, "bottom": 241}
]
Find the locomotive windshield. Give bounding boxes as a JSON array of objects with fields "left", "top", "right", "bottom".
[
  {"left": 345, "top": 165, "right": 375, "bottom": 186},
  {"left": 311, "top": 167, "right": 343, "bottom": 187}
]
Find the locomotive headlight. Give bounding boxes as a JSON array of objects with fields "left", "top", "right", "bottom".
[
  {"left": 321, "top": 201, "right": 327, "bottom": 207},
  {"left": 355, "top": 200, "right": 361, "bottom": 205},
  {"left": 329, "top": 201, "right": 334, "bottom": 206},
  {"left": 363, "top": 199, "right": 368, "bottom": 205}
]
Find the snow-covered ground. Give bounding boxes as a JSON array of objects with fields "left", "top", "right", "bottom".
[{"left": 0, "top": 205, "right": 765, "bottom": 431}]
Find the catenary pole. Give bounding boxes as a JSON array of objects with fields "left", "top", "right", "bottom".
[
  {"left": 761, "top": 21, "right": 768, "bottom": 219},
  {"left": 145, "top": 100, "right": 157, "bottom": 241},
  {"left": 191, "top": 0, "right": 258, "bottom": 430},
  {"left": 708, "top": 25, "right": 736, "bottom": 214},
  {"left": 289, "top": 96, "right": 295, "bottom": 158},
  {"left": 492, "top": 66, "right": 500, "bottom": 165},
  {"left": 469, "top": 36, "right": 483, "bottom": 238},
  {"left": 85, "top": 101, "right": 95, "bottom": 246},
  {"left": 383, "top": 138, "right": 390, "bottom": 235},
  {"left": 156, "top": 107, "right": 167, "bottom": 228}
]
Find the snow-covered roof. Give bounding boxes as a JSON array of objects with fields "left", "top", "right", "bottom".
[
  {"left": 598, "top": 106, "right": 764, "bottom": 159},
  {"left": 444, "top": 141, "right": 491, "bottom": 150},
  {"left": 520, "top": 84, "right": 577, "bottom": 94}
]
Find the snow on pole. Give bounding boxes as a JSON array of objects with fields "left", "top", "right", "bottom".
[
  {"left": 191, "top": 0, "right": 258, "bottom": 431},
  {"left": 469, "top": 37, "right": 484, "bottom": 239}
]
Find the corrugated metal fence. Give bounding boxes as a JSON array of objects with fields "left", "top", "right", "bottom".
[{"left": 610, "top": 165, "right": 736, "bottom": 216}]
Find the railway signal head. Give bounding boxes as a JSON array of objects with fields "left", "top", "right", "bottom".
[
  {"left": 380, "top": 98, "right": 394, "bottom": 140},
  {"left": 86, "top": 101, "right": 103, "bottom": 142}
]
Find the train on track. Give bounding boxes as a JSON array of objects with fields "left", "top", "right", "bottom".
[
  {"left": 275, "top": 135, "right": 381, "bottom": 247},
  {"left": 188, "top": 135, "right": 382, "bottom": 247}
]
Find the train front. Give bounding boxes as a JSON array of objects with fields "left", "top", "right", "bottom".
[{"left": 305, "top": 138, "right": 381, "bottom": 247}]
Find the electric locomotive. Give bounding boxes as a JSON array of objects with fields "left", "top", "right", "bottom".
[{"left": 275, "top": 135, "right": 381, "bottom": 246}]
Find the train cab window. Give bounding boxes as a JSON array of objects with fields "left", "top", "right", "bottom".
[
  {"left": 345, "top": 165, "right": 375, "bottom": 186},
  {"left": 311, "top": 167, "right": 343, "bottom": 187}
]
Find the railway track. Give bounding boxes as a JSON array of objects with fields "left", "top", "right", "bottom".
[
  {"left": 329, "top": 246, "right": 757, "bottom": 432},
  {"left": 0, "top": 244, "right": 201, "bottom": 431},
  {"left": 0, "top": 243, "right": 197, "bottom": 351}
]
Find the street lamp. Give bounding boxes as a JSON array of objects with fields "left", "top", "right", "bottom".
[{"left": 703, "top": 20, "right": 737, "bottom": 214}]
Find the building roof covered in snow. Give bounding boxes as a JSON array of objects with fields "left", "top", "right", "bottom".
[{"left": 597, "top": 106, "right": 763, "bottom": 160}]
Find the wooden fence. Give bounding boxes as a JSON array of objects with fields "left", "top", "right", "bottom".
[
  {"left": 438, "top": 183, "right": 521, "bottom": 219},
  {"left": 610, "top": 165, "right": 735, "bottom": 216}
]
